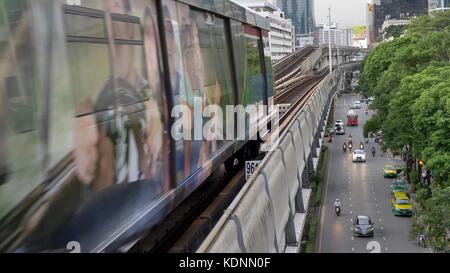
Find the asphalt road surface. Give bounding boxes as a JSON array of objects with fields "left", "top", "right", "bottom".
[{"left": 317, "top": 93, "right": 430, "bottom": 253}]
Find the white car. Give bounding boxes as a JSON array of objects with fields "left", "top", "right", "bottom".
[
  {"left": 353, "top": 101, "right": 362, "bottom": 109},
  {"left": 352, "top": 150, "right": 366, "bottom": 162},
  {"left": 335, "top": 126, "right": 346, "bottom": 135},
  {"left": 335, "top": 120, "right": 344, "bottom": 127}
]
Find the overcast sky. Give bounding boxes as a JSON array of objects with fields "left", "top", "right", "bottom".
[{"left": 314, "top": 0, "right": 369, "bottom": 28}]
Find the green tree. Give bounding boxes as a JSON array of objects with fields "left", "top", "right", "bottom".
[
  {"left": 358, "top": 11, "right": 450, "bottom": 252},
  {"left": 384, "top": 24, "right": 407, "bottom": 39}
]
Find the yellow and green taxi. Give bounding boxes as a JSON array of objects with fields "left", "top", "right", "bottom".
[
  {"left": 391, "top": 179, "right": 408, "bottom": 192},
  {"left": 383, "top": 164, "right": 398, "bottom": 178},
  {"left": 391, "top": 192, "right": 413, "bottom": 216}
]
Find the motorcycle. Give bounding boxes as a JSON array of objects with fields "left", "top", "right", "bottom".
[
  {"left": 343, "top": 144, "right": 347, "bottom": 152},
  {"left": 372, "top": 149, "right": 376, "bottom": 157},
  {"left": 365, "top": 109, "right": 369, "bottom": 115},
  {"left": 348, "top": 143, "right": 353, "bottom": 151},
  {"left": 335, "top": 206, "right": 341, "bottom": 216},
  {"left": 365, "top": 137, "right": 369, "bottom": 144},
  {"left": 360, "top": 143, "right": 364, "bottom": 150}
]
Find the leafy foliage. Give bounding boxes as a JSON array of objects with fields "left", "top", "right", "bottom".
[
  {"left": 384, "top": 24, "right": 407, "bottom": 39},
  {"left": 358, "top": 11, "right": 450, "bottom": 251}
]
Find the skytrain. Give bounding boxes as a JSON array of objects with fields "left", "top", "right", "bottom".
[{"left": 0, "top": 0, "right": 275, "bottom": 252}]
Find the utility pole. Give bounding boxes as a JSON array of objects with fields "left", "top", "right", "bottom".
[{"left": 328, "top": 7, "right": 333, "bottom": 74}]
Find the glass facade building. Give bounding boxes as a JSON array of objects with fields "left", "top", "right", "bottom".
[
  {"left": 277, "top": 0, "right": 316, "bottom": 36},
  {"left": 429, "top": 0, "right": 450, "bottom": 13},
  {"left": 373, "top": 0, "right": 428, "bottom": 41}
]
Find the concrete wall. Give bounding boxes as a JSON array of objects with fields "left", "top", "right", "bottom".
[{"left": 197, "top": 70, "right": 338, "bottom": 253}]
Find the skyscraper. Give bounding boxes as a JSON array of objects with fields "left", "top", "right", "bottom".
[
  {"left": 429, "top": 0, "right": 450, "bottom": 13},
  {"left": 371, "top": 0, "right": 428, "bottom": 41},
  {"left": 277, "top": 0, "right": 316, "bottom": 36}
]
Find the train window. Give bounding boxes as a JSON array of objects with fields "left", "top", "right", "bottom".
[
  {"left": 187, "top": 9, "right": 234, "bottom": 163},
  {"left": 0, "top": 0, "right": 35, "bottom": 134},
  {"left": 63, "top": 5, "right": 112, "bottom": 116},
  {"left": 231, "top": 21, "right": 264, "bottom": 107},
  {"left": 65, "top": 13, "right": 107, "bottom": 39},
  {"left": 110, "top": 14, "right": 142, "bottom": 41},
  {"left": 242, "top": 25, "right": 264, "bottom": 106},
  {"left": 68, "top": 42, "right": 111, "bottom": 115},
  {"left": 104, "top": 0, "right": 168, "bottom": 191}
]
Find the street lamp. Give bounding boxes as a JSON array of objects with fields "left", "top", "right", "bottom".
[{"left": 328, "top": 7, "right": 332, "bottom": 74}]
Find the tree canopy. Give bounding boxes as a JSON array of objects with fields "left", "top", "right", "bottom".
[{"left": 358, "top": 11, "right": 450, "bottom": 251}]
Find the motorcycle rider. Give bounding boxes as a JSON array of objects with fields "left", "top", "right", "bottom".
[
  {"left": 343, "top": 143, "right": 347, "bottom": 152},
  {"left": 365, "top": 137, "right": 369, "bottom": 144},
  {"left": 334, "top": 198, "right": 341, "bottom": 209},
  {"left": 360, "top": 141, "right": 364, "bottom": 150},
  {"left": 372, "top": 146, "right": 376, "bottom": 156}
]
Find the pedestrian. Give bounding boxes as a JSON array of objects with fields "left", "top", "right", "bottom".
[{"left": 421, "top": 169, "right": 427, "bottom": 183}]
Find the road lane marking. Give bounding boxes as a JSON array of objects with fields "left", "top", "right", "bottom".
[
  {"left": 379, "top": 219, "right": 382, "bottom": 222},
  {"left": 381, "top": 226, "right": 384, "bottom": 231},
  {"left": 383, "top": 237, "right": 386, "bottom": 241},
  {"left": 367, "top": 241, "right": 381, "bottom": 253},
  {"left": 349, "top": 204, "right": 353, "bottom": 207},
  {"left": 352, "top": 247, "right": 355, "bottom": 252},
  {"left": 375, "top": 204, "right": 378, "bottom": 207},
  {"left": 377, "top": 211, "right": 380, "bottom": 214},
  {"left": 350, "top": 211, "right": 353, "bottom": 214},
  {"left": 385, "top": 247, "right": 388, "bottom": 251},
  {"left": 351, "top": 237, "right": 354, "bottom": 241}
]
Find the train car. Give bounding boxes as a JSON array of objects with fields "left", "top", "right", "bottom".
[
  {"left": 0, "top": 0, "right": 274, "bottom": 253},
  {"left": 347, "top": 110, "right": 359, "bottom": 126}
]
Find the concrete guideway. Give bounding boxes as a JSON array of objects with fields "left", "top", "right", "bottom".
[
  {"left": 317, "top": 94, "right": 431, "bottom": 253},
  {"left": 197, "top": 71, "right": 338, "bottom": 253}
]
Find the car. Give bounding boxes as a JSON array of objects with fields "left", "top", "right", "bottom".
[
  {"left": 335, "top": 126, "right": 346, "bottom": 135},
  {"left": 353, "top": 101, "right": 362, "bottom": 109},
  {"left": 391, "top": 192, "right": 413, "bottom": 216},
  {"left": 335, "top": 120, "right": 344, "bottom": 127},
  {"left": 352, "top": 150, "right": 366, "bottom": 162},
  {"left": 365, "top": 97, "right": 375, "bottom": 104},
  {"left": 391, "top": 179, "right": 408, "bottom": 192},
  {"left": 353, "top": 215, "right": 374, "bottom": 237},
  {"left": 383, "top": 164, "right": 398, "bottom": 178}
]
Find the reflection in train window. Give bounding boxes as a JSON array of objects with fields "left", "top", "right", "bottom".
[
  {"left": 65, "top": 13, "right": 107, "bottom": 39},
  {"left": 231, "top": 21, "right": 264, "bottom": 107},
  {"left": 187, "top": 9, "right": 234, "bottom": 163},
  {"left": 111, "top": 15, "right": 142, "bottom": 41},
  {"left": 68, "top": 43, "right": 111, "bottom": 116}
]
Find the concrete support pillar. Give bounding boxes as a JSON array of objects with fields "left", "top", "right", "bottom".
[
  {"left": 307, "top": 153, "right": 315, "bottom": 179},
  {"left": 295, "top": 186, "right": 306, "bottom": 212},
  {"left": 285, "top": 213, "right": 297, "bottom": 246}
]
